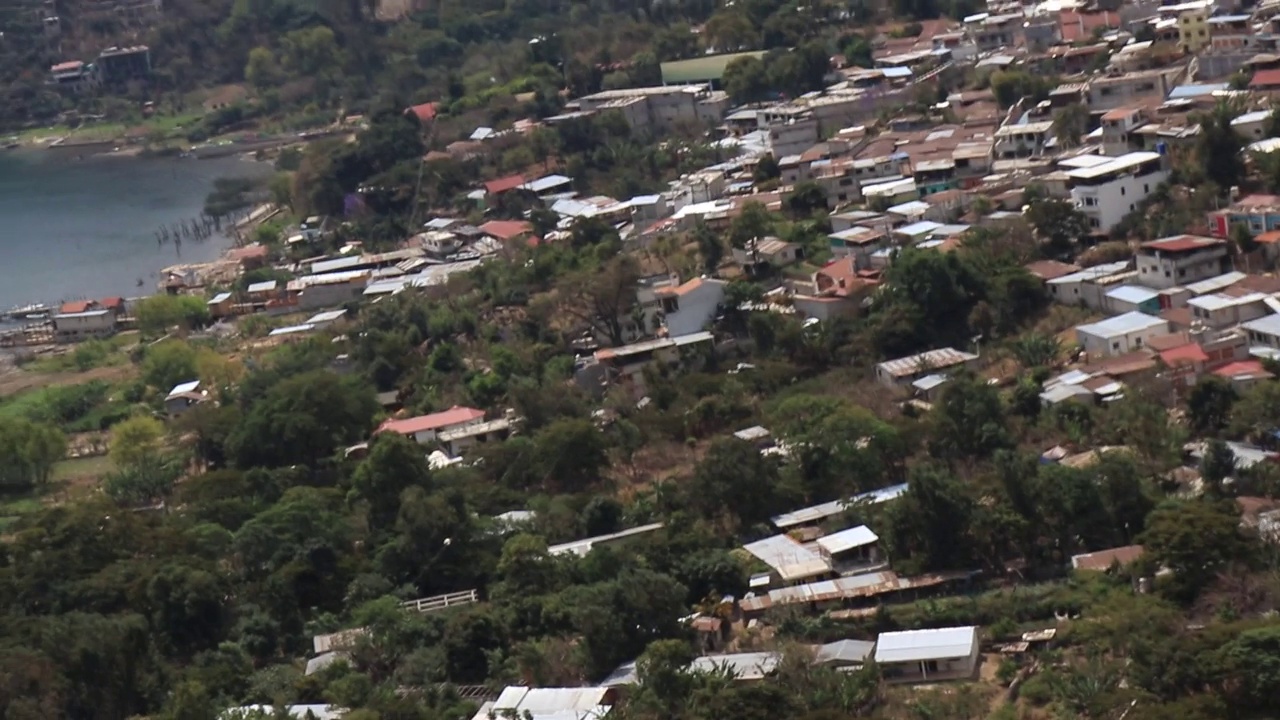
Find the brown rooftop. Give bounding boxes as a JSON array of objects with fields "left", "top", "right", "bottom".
[{"left": 1071, "top": 544, "right": 1144, "bottom": 571}]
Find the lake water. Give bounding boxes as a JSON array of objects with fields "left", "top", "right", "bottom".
[{"left": 0, "top": 150, "right": 272, "bottom": 311}]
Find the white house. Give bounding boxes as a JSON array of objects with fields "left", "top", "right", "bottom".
[
  {"left": 1076, "top": 312, "right": 1169, "bottom": 357},
  {"left": 1243, "top": 314, "right": 1280, "bottom": 349},
  {"left": 652, "top": 276, "right": 728, "bottom": 337},
  {"left": 874, "top": 626, "right": 980, "bottom": 684},
  {"left": 1046, "top": 261, "right": 1134, "bottom": 311},
  {"left": 470, "top": 686, "right": 615, "bottom": 720},
  {"left": 1066, "top": 152, "right": 1168, "bottom": 233},
  {"left": 742, "top": 534, "right": 833, "bottom": 587},
  {"left": 815, "top": 525, "right": 883, "bottom": 572},
  {"left": 376, "top": 406, "right": 486, "bottom": 444},
  {"left": 1187, "top": 292, "right": 1270, "bottom": 329}
]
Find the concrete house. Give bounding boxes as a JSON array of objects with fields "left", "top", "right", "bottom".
[
  {"left": 874, "top": 626, "right": 980, "bottom": 684},
  {"left": 376, "top": 406, "right": 486, "bottom": 444},
  {"left": 1076, "top": 312, "right": 1169, "bottom": 358},
  {"left": 652, "top": 277, "right": 728, "bottom": 338},
  {"left": 1136, "top": 235, "right": 1231, "bottom": 289},
  {"left": 732, "top": 237, "right": 803, "bottom": 273},
  {"left": 815, "top": 525, "right": 884, "bottom": 573},
  {"left": 1046, "top": 262, "right": 1134, "bottom": 311},
  {"left": 1067, "top": 152, "right": 1168, "bottom": 233},
  {"left": 52, "top": 298, "right": 122, "bottom": 342}
]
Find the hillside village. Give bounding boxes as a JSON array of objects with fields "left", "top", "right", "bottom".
[{"left": 18, "top": 1, "right": 1280, "bottom": 720}]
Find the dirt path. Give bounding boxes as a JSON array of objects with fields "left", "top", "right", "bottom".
[{"left": 0, "top": 364, "right": 135, "bottom": 396}]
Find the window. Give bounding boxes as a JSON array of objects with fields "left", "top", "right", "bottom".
[
  {"left": 1165, "top": 270, "right": 1171, "bottom": 277},
  {"left": 1121, "top": 187, "right": 1126, "bottom": 196},
  {"left": 1179, "top": 269, "right": 1186, "bottom": 277},
  {"left": 1144, "top": 184, "right": 1150, "bottom": 193},
  {"left": 1134, "top": 337, "right": 1143, "bottom": 347},
  {"left": 661, "top": 297, "right": 679, "bottom": 314},
  {"left": 1113, "top": 342, "right": 1121, "bottom": 351}
]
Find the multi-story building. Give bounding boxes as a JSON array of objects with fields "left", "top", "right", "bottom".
[
  {"left": 1100, "top": 108, "right": 1148, "bottom": 157},
  {"left": 576, "top": 86, "right": 730, "bottom": 134},
  {"left": 993, "top": 121, "right": 1055, "bottom": 159},
  {"left": 1208, "top": 14, "right": 1254, "bottom": 51},
  {"left": 1086, "top": 69, "right": 1181, "bottom": 112},
  {"left": 1135, "top": 235, "right": 1231, "bottom": 289},
  {"left": 1208, "top": 193, "right": 1280, "bottom": 236},
  {"left": 1066, "top": 152, "right": 1168, "bottom": 233}
]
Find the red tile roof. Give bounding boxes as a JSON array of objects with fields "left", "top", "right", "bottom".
[
  {"left": 1252, "top": 69, "right": 1280, "bottom": 89},
  {"left": 479, "top": 219, "right": 533, "bottom": 241},
  {"left": 483, "top": 174, "right": 526, "bottom": 195},
  {"left": 1141, "top": 235, "right": 1224, "bottom": 253},
  {"left": 377, "top": 406, "right": 484, "bottom": 436},
  {"left": 59, "top": 300, "right": 93, "bottom": 314},
  {"left": 1159, "top": 343, "right": 1209, "bottom": 366},
  {"left": 1214, "top": 360, "right": 1274, "bottom": 379},
  {"left": 228, "top": 244, "right": 269, "bottom": 261},
  {"left": 1024, "top": 260, "right": 1081, "bottom": 281},
  {"left": 405, "top": 102, "right": 438, "bottom": 123}
]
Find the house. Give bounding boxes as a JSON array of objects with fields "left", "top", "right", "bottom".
[
  {"left": 164, "top": 380, "right": 207, "bottom": 416},
  {"left": 1071, "top": 544, "right": 1144, "bottom": 571},
  {"left": 437, "top": 413, "right": 516, "bottom": 456},
  {"left": 743, "top": 534, "right": 833, "bottom": 587},
  {"left": 828, "top": 227, "right": 890, "bottom": 264},
  {"left": 875, "top": 347, "right": 980, "bottom": 388},
  {"left": 1104, "top": 285, "right": 1161, "bottom": 316},
  {"left": 1086, "top": 69, "right": 1178, "bottom": 112},
  {"left": 651, "top": 277, "right": 728, "bottom": 337},
  {"left": 376, "top": 406, "right": 486, "bottom": 444},
  {"left": 418, "top": 230, "right": 462, "bottom": 258},
  {"left": 815, "top": 525, "right": 884, "bottom": 573},
  {"left": 1067, "top": 152, "right": 1168, "bottom": 233},
  {"left": 52, "top": 298, "right": 121, "bottom": 342},
  {"left": 470, "top": 687, "right": 615, "bottom": 720},
  {"left": 1251, "top": 68, "right": 1280, "bottom": 92},
  {"left": 207, "top": 292, "right": 233, "bottom": 319},
  {"left": 732, "top": 237, "right": 803, "bottom": 272},
  {"left": 1213, "top": 359, "right": 1275, "bottom": 390},
  {"left": 874, "top": 626, "right": 980, "bottom": 684},
  {"left": 1100, "top": 108, "right": 1148, "bottom": 157},
  {"left": 1187, "top": 292, "right": 1270, "bottom": 329},
  {"left": 478, "top": 219, "right": 535, "bottom": 245},
  {"left": 1243, "top": 314, "right": 1280, "bottom": 349},
  {"left": 574, "top": 332, "right": 715, "bottom": 397},
  {"left": 576, "top": 85, "right": 730, "bottom": 132},
  {"left": 1077, "top": 312, "right": 1168, "bottom": 358},
  {"left": 1232, "top": 109, "right": 1273, "bottom": 141},
  {"left": 1136, "top": 235, "right": 1231, "bottom": 289},
  {"left": 1207, "top": 194, "right": 1280, "bottom": 237},
  {"left": 245, "top": 280, "right": 280, "bottom": 302}
]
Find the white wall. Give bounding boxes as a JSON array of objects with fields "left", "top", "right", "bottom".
[
  {"left": 1071, "top": 166, "right": 1168, "bottom": 233},
  {"left": 1078, "top": 323, "right": 1166, "bottom": 357}
]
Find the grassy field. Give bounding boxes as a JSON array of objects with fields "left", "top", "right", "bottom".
[{"left": 51, "top": 454, "right": 115, "bottom": 485}]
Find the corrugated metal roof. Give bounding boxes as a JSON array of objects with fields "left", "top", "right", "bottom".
[
  {"left": 547, "top": 522, "right": 664, "bottom": 557},
  {"left": 771, "top": 483, "right": 909, "bottom": 528},
  {"left": 876, "top": 347, "right": 978, "bottom": 378},
  {"left": 816, "top": 526, "right": 880, "bottom": 554},
  {"left": 742, "top": 534, "right": 831, "bottom": 581},
  {"left": 1076, "top": 311, "right": 1165, "bottom": 339},
  {"left": 873, "top": 626, "right": 977, "bottom": 664}
]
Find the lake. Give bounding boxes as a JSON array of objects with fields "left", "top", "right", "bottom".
[{"left": 0, "top": 149, "right": 272, "bottom": 311}]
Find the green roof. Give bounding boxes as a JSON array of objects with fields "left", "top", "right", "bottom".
[{"left": 660, "top": 51, "right": 767, "bottom": 84}]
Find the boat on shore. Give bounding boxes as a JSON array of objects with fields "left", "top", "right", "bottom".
[{"left": 4, "top": 303, "right": 50, "bottom": 321}]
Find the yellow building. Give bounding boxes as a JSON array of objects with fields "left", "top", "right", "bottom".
[{"left": 1178, "top": 7, "right": 1210, "bottom": 53}]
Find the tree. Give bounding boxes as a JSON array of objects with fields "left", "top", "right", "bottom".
[
  {"left": 350, "top": 432, "right": 433, "bottom": 530},
  {"left": 1187, "top": 376, "right": 1238, "bottom": 436},
  {"left": 531, "top": 418, "right": 608, "bottom": 493},
  {"left": 1229, "top": 380, "right": 1280, "bottom": 440},
  {"left": 1141, "top": 500, "right": 1252, "bottom": 600},
  {"left": 723, "top": 56, "right": 769, "bottom": 104},
  {"left": 228, "top": 371, "right": 378, "bottom": 468},
  {"left": 245, "top": 47, "right": 280, "bottom": 90},
  {"left": 104, "top": 452, "right": 182, "bottom": 506},
  {"left": 687, "top": 437, "right": 782, "bottom": 528},
  {"left": 885, "top": 463, "right": 975, "bottom": 571},
  {"left": 0, "top": 417, "right": 65, "bottom": 491},
  {"left": 110, "top": 415, "right": 166, "bottom": 469},
  {"left": 1199, "top": 439, "right": 1237, "bottom": 496},
  {"left": 729, "top": 201, "right": 776, "bottom": 249},
  {"left": 1197, "top": 98, "right": 1246, "bottom": 191},
  {"left": 930, "top": 375, "right": 1011, "bottom": 461},
  {"left": 134, "top": 295, "right": 210, "bottom": 336},
  {"left": 143, "top": 340, "right": 199, "bottom": 392},
  {"left": 1025, "top": 198, "right": 1090, "bottom": 255},
  {"left": 562, "top": 255, "right": 640, "bottom": 346},
  {"left": 785, "top": 182, "right": 829, "bottom": 217},
  {"left": 1010, "top": 332, "right": 1061, "bottom": 369},
  {"left": 1052, "top": 104, "right": 1090, "bottom": 148},
  {"left": 692, "top": 220, "right": 725, "bottom": 275}
]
